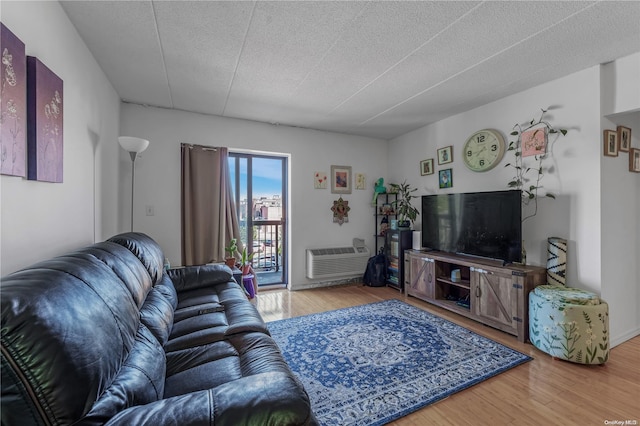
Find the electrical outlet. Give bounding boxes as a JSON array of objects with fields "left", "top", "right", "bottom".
[{"left": 145, "top": 205, "right": 155, "bottom": 216}]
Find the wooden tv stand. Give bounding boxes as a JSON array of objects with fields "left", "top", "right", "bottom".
[{"left": 404, "top": 250, "right": 546, "bottom": 342}]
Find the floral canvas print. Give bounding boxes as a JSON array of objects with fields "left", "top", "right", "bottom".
[
  {"left": 521, "top": 127, "right": 547, "bottom": 157},
  {"left": 1, "top": 23, "right": 27, "bottom": 177},
  {"left": 27, "top": 56, "right": 63, "bottom": 182},
  {"left": 314, "top": 171, "right": 327, "bottom": 189}
]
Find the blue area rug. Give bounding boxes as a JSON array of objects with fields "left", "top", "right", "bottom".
[{"left": 268, "top": 299, "right": 531, "bottom": 426}]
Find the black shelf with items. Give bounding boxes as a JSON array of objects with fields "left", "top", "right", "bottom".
[
  {"left": 374, "top": 192, "right": 397, "bottom": 254},
  {"left": 384, "top": 229, "right": 412, "bottom": 292}
]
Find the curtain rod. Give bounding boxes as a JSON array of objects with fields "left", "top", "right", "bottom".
[{"left": 181, "top": 143, "right": 217, "bottom": 151}]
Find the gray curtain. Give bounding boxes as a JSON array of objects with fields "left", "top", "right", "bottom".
[{"left": 181, "top": 144, "right": 242, "bottom": 266}]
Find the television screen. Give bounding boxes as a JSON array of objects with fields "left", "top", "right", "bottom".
[{"left": 421, "top": 190, "right": 522, "bottom": 264}]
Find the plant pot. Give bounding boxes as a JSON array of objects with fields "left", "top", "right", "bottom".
[
  {"left": 225, "top": 258, "right": 236, "bottom": 268},
  {"left": 397, "top": 220, "right": 411, "bottom": 229},
  {"left": 242, "top": 264, "right": 252, "bottom": 275}
]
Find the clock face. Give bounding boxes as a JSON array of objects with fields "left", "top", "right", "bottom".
[{"left": 463, "top": 129, "right": 506, "bottom": 172}]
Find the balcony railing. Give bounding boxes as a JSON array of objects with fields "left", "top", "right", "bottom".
[{"left": 246, "top": 220, "right": 282, "bottom": 280}]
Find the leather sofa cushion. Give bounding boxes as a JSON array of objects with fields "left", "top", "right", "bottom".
[
  {"left": 164, "top": 332, "right": 294, "bottom": 397},
  {"left": 105, "top": 373, "right": 315, "bottom": 426},
  {"left": 81, "top": 325, "right": 166, "bottom": 423},
  {"left": 168, "top": 264, "right": 235, "bottom": 293},
  {"left": 1, "top": 244, "right": 155, "bottom": 424},
  {"left": 108, "top": 232, "right": 165, "bottom": 285},
  {"left": 140, "top": 285, "right": 175, "bottom": 346},
  {"left": 166, "top": 283, "right": 268, "bottom": 352}
]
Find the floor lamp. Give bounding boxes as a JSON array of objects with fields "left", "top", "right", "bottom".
[{"left": 118, "top": 136, "right": 149, "bottom": 232}]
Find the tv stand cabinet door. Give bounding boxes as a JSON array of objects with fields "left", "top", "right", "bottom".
[
  {"left": 472, "top": 267, "right": 518, "bottom": 337},
  {"left": 407, "top": 254, "right": 435, "bottom": 301}
]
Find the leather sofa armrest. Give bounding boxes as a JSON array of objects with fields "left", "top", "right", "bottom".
[
  {"left": 105, "top": 373, "right": 317, "bottom": 426},
  {"left": 167, "top": 264, "right": 234, "bottom": 293}
]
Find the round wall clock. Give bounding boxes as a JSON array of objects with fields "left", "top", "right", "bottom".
[{"left": 462, "top": 129, "right": 506, "bottom": 172}]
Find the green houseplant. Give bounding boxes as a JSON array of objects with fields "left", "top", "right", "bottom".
[
  {"left": 504, "top": 108, "right": 568, "bottom": 223},
  {"left": 224, "top": 238, "right": 238, "bottom": 268},
  {"left": 390, "top": 180, "right": 419, "bottom": 229},
  {"left": 240, "top": 246, "right": 254, "bottom": 275}
]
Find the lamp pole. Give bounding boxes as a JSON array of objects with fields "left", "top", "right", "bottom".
[
  {"left": 129, "top": 151, "right": 137, "bottom": 232},
  {"left": 118, "top": 137, "right": 150, "bottom": 233}
]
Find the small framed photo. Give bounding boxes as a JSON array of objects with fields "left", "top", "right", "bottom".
[
  {"left": 618, "top": 126, "right": 631, "bottom": 152},
  {"left": 330, "top": 165, "right": 352, "bottom": 194},
  {"left": 603, "top": 130, "right": 618, "bottom": 157},
  {"left": 630, "top": 148, "right": 640, "bottom": 173},
  {"left": 521, "top": 127, "right": 547, "bottom": 157},
  {"left": 355, "top": 173, "right": 366, "bottom": 190},
  {"left": 420, "top": 158, "right": 434, "bottom": 175},
  {"left": 314, "top": 171, "right": 327, "bottom": 189},
  {"left": 439, "top": 168, "right": 453, "bottom": 189},
  {"left": 437, "top": 146, "right": 453, "bottom": 165}
]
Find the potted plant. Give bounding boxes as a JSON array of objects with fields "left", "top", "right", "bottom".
[
  {"left": 224, "top": 238, "right": 238, "bottom": 268},
  {"left": 390, "top": 180, "right": 419, "bottom": 229},
  {"left": 240, "top": 246, "right": 255, "bottom": 275}
]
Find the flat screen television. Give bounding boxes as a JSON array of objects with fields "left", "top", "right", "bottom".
[{"left": 421, "top": 190, "right": 522, "bottom": 264}]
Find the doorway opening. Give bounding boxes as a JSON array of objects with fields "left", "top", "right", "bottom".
[{"left": 228, "top": 153, "right": 287, "bottom": 288}]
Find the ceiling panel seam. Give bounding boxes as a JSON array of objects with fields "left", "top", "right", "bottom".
[
  {"left": 327, "top": 1, "right": 484, "bottom": 115},
  {"left": 222, "top": 1, "right": 258, "bottom": 116},
  {"left": 150, "top": 0, "right": 174, "bottom": 108},
  {"left": 356, "top": 0, "right": 600, "bottom": 128}
]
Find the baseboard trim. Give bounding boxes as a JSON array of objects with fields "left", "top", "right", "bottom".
[
  {"left": 610, "top": 327, "right": 640, "bottom": 348},
  {"left": 292, "top": 277, "right": 361, "bottom": 290}
]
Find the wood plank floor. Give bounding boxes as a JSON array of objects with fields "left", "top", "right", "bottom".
[{"left": 254, "top": 284, "right": 640, "bottom": 426}]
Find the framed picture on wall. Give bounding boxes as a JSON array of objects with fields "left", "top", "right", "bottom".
[
  {"left": 521, "top": 127, "right": 547, "bottom": 157},
  {"left": 617, "top": 126, "right": 631, "bottom": 152},
  {"left": 630, "top": 148, "right": 640, "bottom": 173},
  {"left": 437, "top": 146, "right": 453, "bottom": 165},
  {"left": 314, "top": 171, "right": 327, "bottom": 189},
  {"left": 603, "top": 130, "right": 618, "bottom": 157},
  {"left": 27, "top": 56, "right": 64, "bottom": 182},
  {"left": 439, "top": 168, "right": 452, "bottom": 188},
  {"left": 420, "top": 158, "right": 434, "bottom": 175},
  {"left": 1, "top": 23, "right": 27, "bottom": 178},
  {"left": 330, "top": 165, "right": 352, "bottom": 194}
]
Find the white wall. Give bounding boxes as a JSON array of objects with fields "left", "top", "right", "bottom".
[
  {"left": 389, "top": 63, "right": 640, "bottom": 347},
  {"left": 389, "top": 67, "right": 602, "bottom": 287},
  {"left": 600, "top": 52, "right": 640, "bottom": 346},
  {"left": 119, "top": 103, "right": 387, "bottom": 289},
  {"left": 0, "top": 1, "right": 120, "bottom": 276}
]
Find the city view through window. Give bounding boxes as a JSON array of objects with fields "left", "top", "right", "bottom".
[{"left": 228, "top": 154, "right": 286, "bottom": 285}]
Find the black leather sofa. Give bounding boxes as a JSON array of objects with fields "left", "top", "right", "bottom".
[{"left": 1, "top": 232, "right": 317, "bottom": 425}]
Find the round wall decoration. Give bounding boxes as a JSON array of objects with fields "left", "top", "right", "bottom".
[{"left": 462, "top": 129, "right": 506, "bottom": 172}]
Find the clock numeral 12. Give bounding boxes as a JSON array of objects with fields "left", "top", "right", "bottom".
[{"left": 476, "top": 135, "right": 485, "bottom": 143}]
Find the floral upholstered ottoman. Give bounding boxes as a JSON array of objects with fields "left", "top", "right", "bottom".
[{"left": 529, "top": 285, "right": 609, "bottom": 365}]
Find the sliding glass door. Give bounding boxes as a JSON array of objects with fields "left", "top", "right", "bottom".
[{"left": 228, "top": 153, "right": 287, "bottom": 287}]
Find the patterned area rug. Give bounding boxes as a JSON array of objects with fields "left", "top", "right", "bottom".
[{"left": 268, "top": 299, "right": 531, "bottom": 426}]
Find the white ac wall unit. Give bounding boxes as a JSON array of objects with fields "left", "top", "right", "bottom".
[{"left": 306, "top": 246, "right": 370, "bottom": 279}]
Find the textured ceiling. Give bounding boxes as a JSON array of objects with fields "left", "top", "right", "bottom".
[{"left": 61, "top": 1, "right": 640, "bottom": 140}]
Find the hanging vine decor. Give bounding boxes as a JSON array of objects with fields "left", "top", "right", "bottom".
[
  {"left": 331, "top": 197, "right": 350, "bottom": 225},
  {"left": 505, "top": 108, "right": 568, "bottom": 223}
]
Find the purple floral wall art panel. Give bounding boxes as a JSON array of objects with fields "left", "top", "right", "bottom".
[
  {"left": 1, "top": 23, "right": 27, "bottom": 177},
  {"left": 27, "top": 56, "right": 63, "bottom": 183}
]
